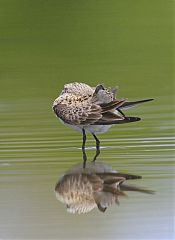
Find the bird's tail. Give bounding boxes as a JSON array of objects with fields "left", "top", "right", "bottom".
[
  {"left": 118, "top": 99, "right": 154, "bottom": 110},
  {"left": 120, "top": 184, "right": 155, "bottom": 194},
  {"left": 94, "top": 116, "right": 141, "bottom": 125}
]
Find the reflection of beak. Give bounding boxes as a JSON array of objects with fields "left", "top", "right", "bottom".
[
  {"left": 97, "top": 204, "right": 107, "bottom": 212},
  {"left": 55, "top": 162, "right": 154, "bottom": 214}
]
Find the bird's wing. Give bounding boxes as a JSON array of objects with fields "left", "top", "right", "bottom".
[
  {"left": 53, "top": 98, "right": 140, "bottom": 125},
  {"left": 79, "top": 99, "right": 127, "bottom": 125},
  {"left": 90, "top": 99, "right": 141, "bottom": 125},
  {"left": 53, "top": 102, "right": 103, "bottom": 125},
  {"left": 100, "top": 99, "right": 126, "bottom": 112}
]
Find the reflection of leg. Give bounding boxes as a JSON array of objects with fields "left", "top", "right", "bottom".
[
  {"left": 82, "top": 129, "right": 87, "bottom": 168},
  {"left": 82, "top": 148, "right": 87, "bottom": 168},
  {"left": 82, "top": 129, "right": 86, "bottom": 150},
  {"left": 92, "top": 134, "right": 100, "bottom": 162}
]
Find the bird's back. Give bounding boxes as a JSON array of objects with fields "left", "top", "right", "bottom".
[
  {"left": 52, "top": 82, "right": 151, "bottom": 128},
  {"left": 60, "top": 82, "right": 94, "bottom": 96}
]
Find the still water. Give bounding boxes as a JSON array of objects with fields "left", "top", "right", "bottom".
[
  {"left": 0, "top": 1, "right": 174, "bottom": 240},
  {"left": 0, "top": 96, "right": 174, "bottom": 239}
]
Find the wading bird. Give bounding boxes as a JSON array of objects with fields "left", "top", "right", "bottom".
[
  {"left": 52, "top": 82, "right": 153, "bottom": 162},
  {"left": 55, "top": 161, "right": 154, "bottom": 214}
]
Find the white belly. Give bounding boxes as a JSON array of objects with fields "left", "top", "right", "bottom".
[
  {"left": 59, "top": 119, "right": 112, "bottom": 134},
  {"left": 84, "top": 124, "right": 112, "bottom": 134}
]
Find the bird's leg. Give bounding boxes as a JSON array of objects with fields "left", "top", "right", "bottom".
[
  {"left": 92, "top": 133, "right": 100, "bottom": 162},
  {"left": 82, "top": 129, "right": 87, "bottom": 168}
]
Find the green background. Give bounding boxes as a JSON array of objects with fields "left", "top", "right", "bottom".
[
  {"left": 0, "top": 0, "right": 173, "bottom": 100},
  {"left": 0, "top": 1, "right": 174, "bottom": 239}
]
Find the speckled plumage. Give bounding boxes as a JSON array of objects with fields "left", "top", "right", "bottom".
[
  {"left": 52, "top": 82, "right": 120, "bottom": 127},
  {"left": 52, "top": 82, "right": 153, "bottom": 155},
  {"left": 55, "top": 162, "right": 153, "bottom": 214}
]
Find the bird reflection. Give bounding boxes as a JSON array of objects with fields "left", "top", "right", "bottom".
[
  {"left": 82, "top": 143, "right": 100, "bottom": 168},
  {"left": 55, "top": 161, "right": 154, "bottom": 214}
]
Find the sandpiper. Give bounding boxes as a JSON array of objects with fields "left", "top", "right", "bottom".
[
  {"left": 52, "top": 82, "right": 153, "bottom": 160},
  {"left": 55, "top": 162, "right": 154, "bottom": 214}
]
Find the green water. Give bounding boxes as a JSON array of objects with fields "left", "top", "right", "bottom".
[{"left": 0, "top": 1, "right": 174, "bottom": 239}]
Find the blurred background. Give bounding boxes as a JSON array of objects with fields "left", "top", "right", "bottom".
[{"left": 0, "top": 1, "right": 174, "bottom": 239}]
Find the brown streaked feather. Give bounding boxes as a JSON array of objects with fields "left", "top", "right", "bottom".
[
  {"left": 53, "top": 104, "right": 81, "bottom": 124},
  {"left": 100, "top": 99, "right": 126, "bottom": 113},
  {"left": 53, "top": 102, "right": 102, "bottom": 125},
  {"left": 53, "top": 101, "right": 141, "bottom": 126},
  {"left": 53, "top": 83, "right": 151, "bottom": 126}
]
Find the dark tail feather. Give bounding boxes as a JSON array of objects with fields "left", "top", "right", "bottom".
[
  {"left": 97, "top": 172, "right": 142, "bottom": 180},
  {"left": 120, "top": 184, "right": 155, "bottom": 194},
  {"left": 115, "top": 173, "right": 142, "bottom": 180},
  {"left": 94, "top": 116, "right": 141, "bottom": 125},
  {"left": 96, "top": 172, "right": 141, "bottom": 185},
  {"left": 119, "top": 99, "right": 154, "bottom": 110}
]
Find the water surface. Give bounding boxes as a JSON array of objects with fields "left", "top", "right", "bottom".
[{"left": 0, "top": 1, "right": 174, "bottom": 239}]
